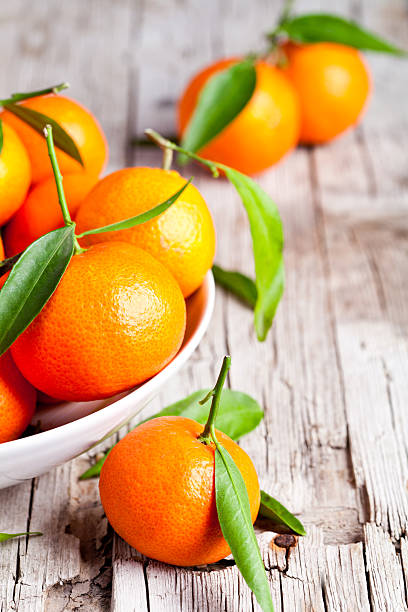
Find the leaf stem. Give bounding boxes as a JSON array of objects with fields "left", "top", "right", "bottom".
[
  {"left": 279, "top": 0, "right": 295, "bottom": 25},
  {"left": 43, "top": 125, "right": 84, "bottom": 255},
  {"left": 145, "top": 128, "right": 220, "bottom": 177},
  {"left": 0, "top": 531, "right": 42, "bottom": 543},
  {"left": 267, "top": 0, "right": 295, "bottom": 49},
  {"left": 199, "top": 356, "right": 231, "bottom": 444},
  {"left": 0, "top": 83, "right": 69, "bottom": 106}
]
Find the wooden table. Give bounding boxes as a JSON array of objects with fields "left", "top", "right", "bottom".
[{"left": 1, "top": 1, "right": 407, "bottom": 610}]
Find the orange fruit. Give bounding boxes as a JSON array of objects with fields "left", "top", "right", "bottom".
[
  {"left": 4, "top": 172, "right": 98, "bottom": 256},
  {"left": 76, "top": 168, "right": 216, "bottom": 298},
  {"left": 178, "top": 58, "right": 300, "bottom": 175},
  {"left": 0, "top": 121, "right": 31, "bottom": 226},
  {"left": 1, "top": 95, "right": 107, "bottom": 184},
  {"left": 11, "top": 242, "right": 186, "bottom": 401},
  {"left": 99, "top": 416, "right": 260, "bottom": 566},
  {"left": 0, "top": 352, "right": 36, "bottom": 443},
  {"left": 282, "top": 42, "right": 371, "bottom": 144}
]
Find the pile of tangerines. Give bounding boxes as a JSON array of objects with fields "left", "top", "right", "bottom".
[
  {"left": 0, "top": 92, "right": 264, "bottom": 587},
  {"left": 0, "top": 10, "right": 403, "bottom": 446},
  {"left": 0, "top": 90, "right": 217, "bottom": 444}
]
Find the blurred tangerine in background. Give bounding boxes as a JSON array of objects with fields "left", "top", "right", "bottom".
[
  {"left": 178, "top": 58, "right": 300, "bottom": 176},
  {"left": 282, "top": 41, "right": 371, "bottom": 144}
]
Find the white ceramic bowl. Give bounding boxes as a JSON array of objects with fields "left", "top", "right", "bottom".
[{"left": 0, "top": 272, "right": 215, "bottom": 489}]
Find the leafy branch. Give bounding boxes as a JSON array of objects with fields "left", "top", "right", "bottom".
[{"left": 146, "top": 129, "right": 284, "bottom": 341}]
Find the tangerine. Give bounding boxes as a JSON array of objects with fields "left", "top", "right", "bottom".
[
  {"left": 99, "top": 416, "right": 260, "bottom": 566},
  {"left": 4, "top": 171, "right": 98, "bottom": 256},
  {"left": 178, "top": 58, "right": 300, "bottom": 175},
  {"left": 1, "top": 95, "right": 107, "bottom": 184},
  {"left": 75, "top": 168, "right": 216, "bottom": 298},
  {"left": 0, "top": 121, "right": 31, "bottom": 226},
  {"left": 11, "top": 242, "right": 186, "bottom": 401},
  {"left": 282, "top": 42, "right": 371, "bottom": 144},
  {"left": 0, "top": 352, "right": 36, "bottom": 443}
]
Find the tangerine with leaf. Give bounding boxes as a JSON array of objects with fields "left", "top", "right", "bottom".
[
  {"left": 11, "top": 241, "right": 187, "bottom": 401},
  {"left": 99, "top": 357, "right": 261, "bottom": 566},
  {"left": 1, "top": 94, "right": 107, "bottom": 184},
  {"left": 178, "top": 58, "right": 300, "bottom": 176}
]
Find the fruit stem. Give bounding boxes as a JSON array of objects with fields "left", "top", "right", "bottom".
[
  {"left": 144, "top": 127, "right": 174, "bottom": 170},
  {"left": 198, "top": 356, "right": 231, "bottom": 444},
  {"left": 43, "top": 124, "right": 84, "bottom": 255},
  {"left": 145, "top": 128, "right": 220, "bottom": 178},
  {"left": 163, "top": 145, "right": 174, "bottom": 171},
  {"left": 266, "top": 0, "right": 294, "bottom": 50},
  {"left": 0, "top": 83, "right": 69, "bottom": 106}
]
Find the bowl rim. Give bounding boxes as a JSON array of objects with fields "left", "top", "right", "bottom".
[{"left": 0, "top": 271, "right": 215, "bottom": 456}]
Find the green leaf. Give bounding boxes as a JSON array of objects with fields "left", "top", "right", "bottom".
[
  {"left": 259, "top": 491, "right": 306, "bottom": 536},
  {"left": 79, "top": 388, "right": 263, "bottom": 480},
  {"left": 0, "top": 119, "right": 3, "bottom": 155},
  {"left": 0, "top": 82, "right": 69, "bottom": 106},
  {"left": 0, "top": 531, "right": 42, "bottom": 543},
  {"left": 214, "top": 444, "right": 274, "bottom": 612},
  {"left": 212, "top": 264, "right": 257, "bottom": 308},
  {"left": 3, "top": 103, "right": 84, "bottom": 165},
  {"left": 277, "top": 14, "right": 407, "bottom": 55},
  {"left": 77, "top": 180, "right": 192, "bottom": 238},
  {"left": 219, "top": 166, "right": 284, "bottom": 341},
  {"left": 0, "top": 226, "right": 75, "bottom": 355},
  {"left": 180, "top": 60, "right": 257, "bottom": 158},
  {"left": 145, "top": 388, "right": 263, "bottom": 440}
]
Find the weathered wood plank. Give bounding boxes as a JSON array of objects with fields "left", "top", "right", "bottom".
[
  {"left": 314, "top": 0, "right": 408, "bottom": 541},
  {"left": 0, "top": 482, "right": 33, "bottom": 608},
  {"left": 12, "top": 466, "right": 81, "bottom": 612},
  {"left": 324, "top": 543, "right": 371, "bottom": 611},
  {"left": 364, "top": 523, "right": 407, "bottom": 610}
]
